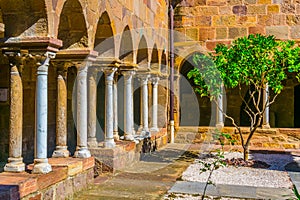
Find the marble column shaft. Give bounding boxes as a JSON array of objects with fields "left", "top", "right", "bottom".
[
  {"left": 113, "top": 76, "right": 119, "bottom": 140},
  {"left": 87, "top": 69, "right": 98, "bottom": 148},
  {"left": 140, "top": 75, "right": 149, "bottom": 133},
  {"left": 216, "top": 87, "right": 224, "bottom": 128},
  {"left": 33, "top": 54, "right": 53, "bottom": 174},
  {"left": 103, "top": 68, "right": 117, "bottom": 148},
  {"left": 74, "top": 64, "right": 91, "bottom": 158},
  {"left": 262, "top": 84, "right": 270, "bottom": 129},
  {"left": 4, "top": 65, "right": 25, "bottom": 172},
  {"left": 150, "top": 77, "right": 159, "bottom": 132},
  {"left": 123, "top": 71, "right": 135, "bottom": 140},
  {"left": 52, "top": 73, "right": 69, "bottom": 158}
]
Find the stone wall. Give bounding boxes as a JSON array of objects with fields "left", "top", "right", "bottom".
[{"left": 175, "top": 0, "right": 300, "bottom": 51}]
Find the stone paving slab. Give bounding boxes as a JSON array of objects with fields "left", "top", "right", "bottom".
[{"left": 168, "top": 181, "right": 296, "bottom": 199}]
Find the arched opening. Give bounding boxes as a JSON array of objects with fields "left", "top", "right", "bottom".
[
  {"left": 0, "top": 0, "right": 48, "bottom": 37},
  {"left": 161, "top": 50, "right": 168, "bottom": 74},
  {"left": 0, "top": 56, "right": 9, "bottom": 164},
  {"left": 137, "top": 36, "right": 148, "bottom": 68},
  {"left": 150, "top": 45, "right": 159, "bottom": 72},
  {"left": 179, "top": 53, "right": 211, "bottom": 126},
  {"left": 67, "top": 66, "right": 77, "bottom": 156},
  {"left": 119, "top": 26, "right": 133, "bottom": 62},
  {"left": 294, "top": 84, "right": 300, "bottom": 127},
  {"left": 57, "top": 0, "right": 88, "bottom": 49},
  {"left": 94, "top": 11, "right": 115, "bottom": 57},
  {"left": 96, "top": 72, "right": 105, "bottom": 142}
]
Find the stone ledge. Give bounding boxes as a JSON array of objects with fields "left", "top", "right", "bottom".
[{"left": 0, "top": 157, "right": 95, "bottom": 199}]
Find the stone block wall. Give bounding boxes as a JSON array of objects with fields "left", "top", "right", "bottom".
[{"left": 175, "top": 0, "right": 300, "bottom": 51}]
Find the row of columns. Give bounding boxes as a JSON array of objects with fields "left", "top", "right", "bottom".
[{"left": 215, "top": 86, "right": 270, "bottom": 129}]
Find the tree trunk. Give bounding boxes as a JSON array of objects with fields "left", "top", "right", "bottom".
[{"left": 243, "top": 145, "right": 249, "bottom": 161}]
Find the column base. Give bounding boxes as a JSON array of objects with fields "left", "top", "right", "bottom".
[
  {"left": 88, "top": 138, "right": 98, "bottom": 148},
  {"left": 113, "top": 131, "right": 120, "bottom": 141},
  {"left": 4, "top": 157, "right": 25, "bottom": 172},
  {"left": 216, "top": 122, "right": 224, "bottom": 129},
  {"left": 141, "top": 130, "right": 151, "bottom": 137},
  {"left": 150, "top": 127, "right": 159, "bottom": 132},
  {"left": 104, "top": 138, "right": 116, "bottom": 148},
  {"left": 32, "top": 158, "right": 52, "bottom": 174},
  {"left": 74, "top": 147, "right": 91, "bottom": 158},
  {"left": 124, "top": 134, "right": 135, "bottom": 141},
  {"left": 262, "top": 123, "right": 271, "bottom": 129},
  {"left": 169, "top": 120, "right": 175, "bottom": 143},
  {"left": 52, "top": 146, "right": 70, "bottom": 158}
]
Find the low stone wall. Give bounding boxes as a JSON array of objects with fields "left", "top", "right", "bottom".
[
  {"left": 91, "top": 128, "right": 169, "bottom": 174},
  {"left": 175, "top": 127, "right": 300, "bottom": 151},
  {"left": 0, "top": 157, "right": 94, "bottom": 200}
]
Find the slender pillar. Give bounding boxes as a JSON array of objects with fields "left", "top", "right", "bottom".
[
  {"left": 216, "top": 87, "right": 224, "bottom": 129},
  {"left": 138, "top": 84, "right": 143, "bottom": 132},
  {"left": 103, "top": 68, "right": 117, "bottom": 148},
  {"left": 150, "top": 77, "right": 159, "bottom": 132},
  {"left": 33, "top": 52, "right": 55, "bottom": 174},
  {"left": 262, "top": 84, "right": 270, "bottom": 129},
  {"left": 113, "top": 75, "right": 119, "bottom": 140},
  {"left": 52, "top": 72, "right": 70, "bottom": 157},
  {"left": 4, "top": 64, "right": 25, "bottom": 172},
  {"left": 122, "top": 71, "right": 135, "bottom": 140},
  {"left": 87, "top": 68, "right": 98, "bottom": 148},
  {"left": 74, "top": 64, "right": 91, "bottom": 158},
  {"left": 139, "top": 75, "right": 149, "bottom": 135}
]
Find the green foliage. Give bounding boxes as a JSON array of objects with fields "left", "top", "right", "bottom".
[
  {"left": 188, "top": 34, "right": 300, "bottom": 99},
  {"left": 293, "top": 185, "right": 300, "bottom": 199}
]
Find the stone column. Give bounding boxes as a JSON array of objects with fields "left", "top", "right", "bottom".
[
  {"left": 113, "top": 75, "right": 119, "bottom": 140},
  {"left": 122, "top": 70, "right": 135, "bottom": 140},
  {"left": 87, "top": 68, "right": 98, "bottom": 148},
  {"left": 139, "top": 75, "right": 150, "bottom": 135},
  {"left": 103, "top": 68, "right": 117, "bottom": 148},
  {"left": 150, "top": 76, "right": 159, "bottom": 132},
  {"left": 33, "top": 52, "right": 55, "bottom": 174},
  {"left": 216, "top": 87, "right": 224, "bottom": 129},
  {"left": 4, "top": 63, "right": 25, "bottom": 172},
  {"left": 138, "top": 85, "right": 143, "bottom": 132},
  {"left": 52, "top": 69, "right": 70, "bottom": 158},
  {"left": 74, "top": 64, "right": 91, "bottom": 158},
  {"left": 262, "top": 84, "right": 270, "bottom": 129}
]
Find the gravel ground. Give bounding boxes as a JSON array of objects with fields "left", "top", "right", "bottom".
[{"left": 181, "top": 152, "right": 300, "bottom": 189}]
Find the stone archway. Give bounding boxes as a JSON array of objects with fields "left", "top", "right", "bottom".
[{"left": 57, "top": 0, "right": 88, "bottom": 49}]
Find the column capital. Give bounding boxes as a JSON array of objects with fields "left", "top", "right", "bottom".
[
  {"left": 151, "top": 76, "right": 160, "bottom": 85},
  {"left": 137, "top": 74, "right": 150, "bottom": 83},
  {"left": 121, "top": 70, "right": 135, "bottom": 77}
]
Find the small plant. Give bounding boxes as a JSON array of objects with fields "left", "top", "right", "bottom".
[
  {"left": 199, "top": 130, "right": 235, "bottom": 199},
  {"left": 293, "top": 185, "right": 300, "bottom": 200}
]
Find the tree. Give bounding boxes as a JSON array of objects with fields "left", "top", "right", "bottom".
[{"left": 188, "top": 34, "right": 300, "bottom": 160}]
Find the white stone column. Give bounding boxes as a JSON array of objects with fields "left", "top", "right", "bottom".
[
  {"left": 216, "top": 87, "right": 224, "bottom": 129},
  {"left": 4, "top": 63, "right": 25, "bottom": 172},
  {"left": 33, "top": 52, "right": 55, "bottom": 174},
  {"left": 74, "top": 63, "right": 91, "bottom": 158},
  {"left": 87, "top": 68, "right": 98, "bottom": 148},
  {"left": 139, "top": 75, "right": 150, "bottom": 135},
  {"left": 122, "top": 70, "right": 135, "bottom": 140},
  {"left": 103, "top": 68, "right": 117, "bottom": 148},
  {"left": 113, "top": 75, "right": 119, "bottom": 140},
  {"left": 150, "top": 76, "right": 159, "bottom": 132},
  {"left": 262, "top": 84, "right": 270, "bottom": 129},
  {"left": 52, "top": 70, "right": 70, "bottom": 158}
]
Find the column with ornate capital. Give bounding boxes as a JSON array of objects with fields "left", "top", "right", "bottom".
[
  {"left": 87, "top": 68, "right": 98, "bottom": 148},
  {"left": 74, "top": 63, "right": 91, "bottom": 158},
  {"left": 139, "top": 75, "right": 149, "bottom": 135},
  {"left": 122, "top": 71, "right": 135, "bottom": 140},
  {"left": 150, "top": 76, "right": 159, "bottom": 132},
  {"left": 103, "top": 68, "right": 117, "bottom": 147},
  {"left": 52, "top": 68, "right": 70, "bottom": 158},
  {"left": 4, "top": 57, "right": 25, "bottom": 172},
  {"left": 33, "top": 52, "right": 55, "bottom": 174}
]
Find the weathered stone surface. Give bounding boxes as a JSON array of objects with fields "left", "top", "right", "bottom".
[
  {"left": 266, "top": 25, "right": 289, "bottom": 39},
  {"left": 233, "top": 5, "right": 247, "bottom": 15}
]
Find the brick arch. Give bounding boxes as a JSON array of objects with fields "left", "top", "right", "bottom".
[
  {"left": 175, "top": 44, "right": 208, "bottom": 74},
  {"left": 93, "top": 11, "right": 116, "bottom": 58},
  {"left": 57, "top": 0, "right": 88, "bottom": 49},
  {"left": 118, "top": 25, "right": 134, "bottom": 63},
  {"left": 0, "top": 0, "right": 48, "bottom": 37}
]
